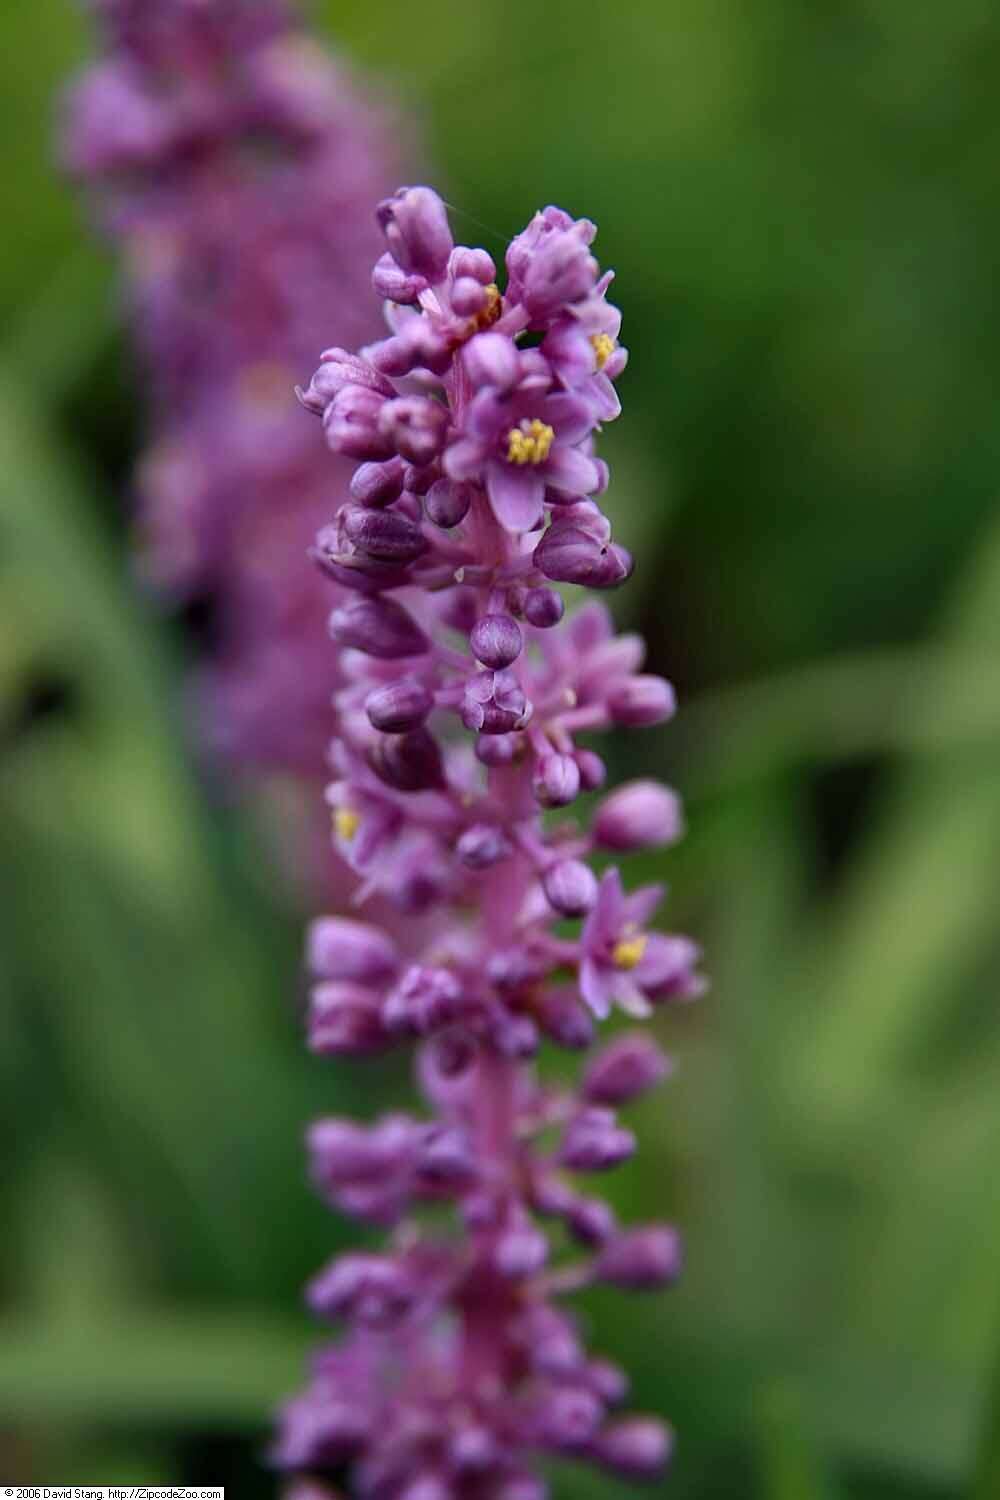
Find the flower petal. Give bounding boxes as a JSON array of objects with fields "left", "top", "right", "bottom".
[
  {"left": 465, "top": 389, "right": 508, "bottom": 442},
  {"left": 538, "top": 392, "right": 595, "bottom": 445},
  {"left": 621, "top": 882, "right": 665, "bottom": 931},
  {"left": 543, "top": 445, "right": 600, "bottom": 498},
  {"left": 610, "top": 973, "right": 654, "bottom": 1019},
  {"left": 589, "top": 373, "right": 621, "bottom": 423},
  {"left": 443, "top": 436, "right": 485, "bottom": 482},
  {"left": 584, "top": 868, "right": 625, "bottom": 950},
  {"left": 567, "top": 600, "right": 614, "bottom": 654},
  {"left": 485, "top": 460, "right": 545, "bottom": 532},
  {"left": 580, "top": 957, "right": 613, "bottom": 1020}
]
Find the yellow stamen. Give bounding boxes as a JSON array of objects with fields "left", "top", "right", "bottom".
[
  {"left": 333, "top": 806, "right": 361, "bottom": 842},
  {"left": 473, "top": 284, "right": 503, "bottom": 331},
  {"left": 612, "top": 933, "right": 648, "bottom": 970},
  {"left": 591, "top": 332, "right": 616, "bottom": 371},
  {"left": 506, "top": 418, "right": 555, "bottom": 466}
]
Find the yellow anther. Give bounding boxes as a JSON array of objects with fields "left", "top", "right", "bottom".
[
  {"left": 612, "top": 933, "right": 648, "bottom": 970},
  {"left": 591, "top": 333, "right": 616, "bottom": 371},
  {"left": 333, "top": 806, "right": 361, "bottom": 842},
  {"left": 506, "top": 418, "right": 555, "bottom": 466},
  {"left": 473, "top": 284, "right": 503, "bottom": 331}
]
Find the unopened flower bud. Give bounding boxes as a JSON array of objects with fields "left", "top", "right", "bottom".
[
  {"left": 594, "top": 779, "right": 683, "bottom": 850},
  {"left": 470, "top": 613, "right": 523, "bottom": 668},
  {"left": 323, "top": 384, "right": 394, "bottom": 460},
  {"left": 384, "top": 965, "right": 464, "bottom": 1035},
  {"left": 462, "top": 670, "right": 530, "bottom": 735},
  {"left": 329, "top": 597, "right": 429, "bottom": 659},
  {"left": 400, "top": 462, "right": 437, "bottom": 494},
  {"left": 463, "top": 331, "right": 519, "bottom": 390},
  {"left": 365, "top": 679, "right": 434, "bottom": 733},
  {"left": 534, "top": 752, "right": 580, "bottom": 807},
  {"left": 560, "top": 1107, "right": 636, "bottom": 1171},
  {"left": 583, "top": 1034, "right": 672, "bottom": 1105},
  {"left": 494, "top": 1221, "right": 548, "bottom": 1279},
  {"left": 449, "top": 1425, "right": 498, "bottom": 1474},
  {"left": 536, "top": 990, "right": 595, "bottom": 1049},
  {"left": 449, "top": 246, "right": 496, "bottom": 284},
  {"left": 308, "top": 983, "right": 387, "bottom": 1057},
  {"left": 456, "top": 823, "right": 512, "bottom": 870},
  {"left": 371, "top": 250, "right": 426, "bottom": 304},
  {"left": 607, "top": 675, "right": 676, "bottom": 727},
  {"left": 370, "top": 318, "right": 452, "bottom": 379},
  {"left": 425, "top": 478, "right": 472, "bottom": 527},
  {"left": 506, "top": 209, "right": 598, "bottom": 321},
  {"left": 312, "top": 527, "right": 411, "bottom": 594},
  {"left": 593, "top": 1418, "right": 674, "bottom": 1478},
  {"left": 414, "top": 1123, "right": 477, "bottom": 1187},
  {"left": 533, "top": 524, "right": 632, "bottom": 588},
  {"left": 306, "top": 1252, "right": 413, "bottom": 1326},
  {"left": 343, "top": 504, "right": 428, "bottom": 563},
  {"left": 474, "top": 732, "right": 523, "bottom": 767},
  {"left": 536, "top": 1387, "right": 604, "bottom": 1451},
  {"left": 567, "top": 1196, "right": 618, "bottom": 1247},
  {"left": 307, "top": 917, "right": 398, "bottom": 985},
  {"left": 297, "top": 348, "right": 390, "bottom": 416},
  {"left": 349, "top": 456, "right": 406, "bottom": 507},
  {"left": 369, "top": 728, "right": 444, "bottom": 791},
  {"left": 596, "top": 1226, "right": 683, "bottom": 1289},
  {"left": 491, "top": 1011, "right": 540, "bottom": 1060},
  {"left": 377, "top": 185, "right": 454, "bottom": 281},
  {"left": 574, "top": 749, "right": 607, "bottom": 790},
  {"left": 543, "top": 859, "right": 598, "bottom": 917},
  {"left": 378, "top": 396, "right": 449, "bottom": 466},
  {"left": 584, "top": 1358, "right": 629, "bottom": 1404},
  {"left": 523, "top": 586, "right": 564, "bottom": 628},
  {"left": 450, "top": 276, "right": 489, "bottom": 317}
]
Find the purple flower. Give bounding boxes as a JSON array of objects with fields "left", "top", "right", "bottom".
[
  {"left": 505, "top": 206, "right": 599, "bottom": 322},
  {"left": 579, "top": 869, "right": 701, "bottom": 1020},
  {"left": 272, "top": 186, "right": 703, "bottom": 1497},
  {"left": 544, "top": 275, "right": 629, "bottom": 421},
  {"left": 445, "top": 372, "right": 599, "bottom": 532}
]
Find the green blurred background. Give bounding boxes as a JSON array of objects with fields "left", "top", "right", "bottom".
[{"left": 3, "top": 0, "right": 1000, "bottom": 1494}]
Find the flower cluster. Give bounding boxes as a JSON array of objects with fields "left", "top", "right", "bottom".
[
  {"left": 64, "top": 0, "right": 404, "bottom": 781},
  {"left": 275, "top": 185, "right": 704, "bottom": 1497}
]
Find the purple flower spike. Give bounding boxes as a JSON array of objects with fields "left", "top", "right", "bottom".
[
  {"left": 275, "top": 185, "right": 703, "bottom": 1496},
  {"left": 65, "top": 0, "right": 420, "bottom": 812}
]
